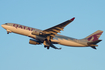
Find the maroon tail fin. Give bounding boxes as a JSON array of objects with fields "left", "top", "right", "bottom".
[{"left": 85, "top": 30, "right": 103, "bottom": 42}]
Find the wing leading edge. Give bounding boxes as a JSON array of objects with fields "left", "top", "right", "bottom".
[{"left": 42, "top": 17, "right": 75, "bottom": 38}]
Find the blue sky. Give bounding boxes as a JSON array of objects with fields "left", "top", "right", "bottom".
[{"left": 0, "top": 0, "right": 105, "bottom": 70}]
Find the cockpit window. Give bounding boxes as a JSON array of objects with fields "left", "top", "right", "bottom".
[{"left": 5, "top": 23, "right": 7, "bottom": 25}]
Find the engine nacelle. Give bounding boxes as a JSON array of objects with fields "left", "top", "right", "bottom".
[
  {"left": 29, "top": 39, "right": 41, "bottom": 45},
  {"left": 31, "top": 31, "right": 43, "bottom": 36}
]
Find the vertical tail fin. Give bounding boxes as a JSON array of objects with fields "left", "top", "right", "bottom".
[
  {"left": 81, "top": 30, "right": 103, "bottom": 49},
  {"left": 85, "top": 30, "right": 103, "bottom": 42}
]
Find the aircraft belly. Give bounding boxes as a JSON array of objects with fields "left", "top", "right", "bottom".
[{"left": 58, "top": 39, "right": 86, "bottom": 47}]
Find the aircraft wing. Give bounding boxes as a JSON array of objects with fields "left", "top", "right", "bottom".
[
  {"left": 50, "top": 43, "right": 61, "bottom": 50},
  {"left": 42, "top": 17, "right": 75, "bottom": 38}
]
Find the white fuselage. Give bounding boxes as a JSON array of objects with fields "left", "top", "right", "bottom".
[{"left": 1, "top": 23, "right": 87, "bottom": 47}]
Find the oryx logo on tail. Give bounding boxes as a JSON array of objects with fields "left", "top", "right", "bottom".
[{"left": 86, "top": 30, "right": 103, "bottom": 42}]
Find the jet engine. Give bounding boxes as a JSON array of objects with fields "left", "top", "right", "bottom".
[{"left": 29, "top": 39, "right": 41, "bottom": 45}]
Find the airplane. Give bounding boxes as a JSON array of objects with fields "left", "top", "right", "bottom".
[{"left": 1, "top": 17, "right": 103, "bottom": 50}]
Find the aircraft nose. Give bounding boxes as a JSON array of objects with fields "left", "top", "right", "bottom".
[
  {"left": 1, "top": 24, "right": 6, "bottom": 29},
  {"left": 1, "top": 24, "right": 4, "bottom": 28}
]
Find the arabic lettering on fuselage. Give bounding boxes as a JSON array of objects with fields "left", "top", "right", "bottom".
[{"left": 13, "top": 24, "right": 35, "bottom": 31}]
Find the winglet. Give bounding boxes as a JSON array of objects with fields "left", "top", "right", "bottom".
[{"left": 70, "top": 17, "right": 75, "bottom": 21}]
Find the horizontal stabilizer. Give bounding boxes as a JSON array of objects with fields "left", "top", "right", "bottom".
[
  {"left": 87, "top": 40, "right": 102, "bottom": 50},
  {"left": 87, "top": 40, "right": 102, "bottom": 45},
  {"left": 91, "top": 46, "right": 97, "bottom": 49}
]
